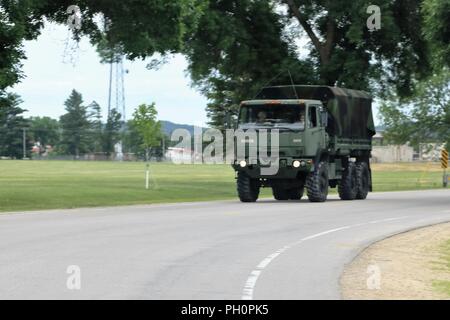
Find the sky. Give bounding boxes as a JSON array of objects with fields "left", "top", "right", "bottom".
[
  {"left": 13, "top": 22, "right": 209, "bottom": 127},
  {"left": 13, "top": 21, "right": 380, "bottom": 127}
]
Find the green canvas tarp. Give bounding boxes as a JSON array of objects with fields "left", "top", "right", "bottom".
[{"left": 256, "top": 85, "right": 376, "bottom": 140}]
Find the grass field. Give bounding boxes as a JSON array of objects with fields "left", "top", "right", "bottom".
[
  {"left": 0, "top": 160, "right": 445, "bottom": 212},
  {"left": 433, "top": 239, "right": 450, "bottom": 297}
]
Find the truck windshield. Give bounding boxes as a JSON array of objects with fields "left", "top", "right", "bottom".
[{"left": 238, "top": 104, "right": 306, "bottom": 130}]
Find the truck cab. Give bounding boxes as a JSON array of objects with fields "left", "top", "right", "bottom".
[{"left": 235, "top": 99, "right": 327, "bottom": 173}]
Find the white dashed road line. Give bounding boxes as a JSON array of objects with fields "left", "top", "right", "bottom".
[{"left": 241, "top": 216, "right": 410, "bottom": 300}]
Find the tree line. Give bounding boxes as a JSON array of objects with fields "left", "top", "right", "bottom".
[
  {"left": 0, "top": 89, "right": 165, "bottom": 159},
  {"left": 0, "top": 0, "right": 448, "bottom": 148}
]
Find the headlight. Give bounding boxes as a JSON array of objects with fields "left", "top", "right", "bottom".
[
  {"left": 293, "top": 160, "right": 301, "bottom": 168},
  {"left": 239, "top": 160, "right": 247, "bottom": 168}
]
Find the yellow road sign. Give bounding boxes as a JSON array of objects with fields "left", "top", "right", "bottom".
[{"left": 442, "top": 149, "right": 449, "bottom": 169}]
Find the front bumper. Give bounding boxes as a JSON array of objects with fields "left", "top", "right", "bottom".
[{"left": 232, "top": 158, "right": 314, "bottom": 179}]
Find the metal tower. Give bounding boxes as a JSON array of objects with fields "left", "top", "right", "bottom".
[{"left": 107, "top": 55, "right": 126, "bottom": 123}]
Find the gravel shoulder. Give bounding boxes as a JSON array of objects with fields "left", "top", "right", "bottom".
[{"left": 341, "top": 222, "right": 450, "bottom": 300}]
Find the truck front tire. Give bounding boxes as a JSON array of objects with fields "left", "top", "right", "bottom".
[
  {"left": 339, "top": 162, "right": 357, "bottom": 200},
  {"left": 237, "top": 172, "right": 260, "bottom": 202},
  {"left": 306, "top": 161, "right": 329, "bottom": 202}
]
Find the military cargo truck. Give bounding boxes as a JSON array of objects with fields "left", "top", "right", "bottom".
[{"left": 232, "top": 85, "right": 375, "bottom": 203}]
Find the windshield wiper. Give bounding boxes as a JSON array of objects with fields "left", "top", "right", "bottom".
[
  {"left": 239, "top": 125, "right": 273, "bottom": 130},
  {"left": 272, "top": 126, "right": 301, "bottom": 132}
]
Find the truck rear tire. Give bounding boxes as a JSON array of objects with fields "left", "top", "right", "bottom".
[
  {"left": 289, "top": 187, "right": 304, "bottom": 200},
  {"left": 272, "top": 187, "right": 289, "bottom": 201},
  {"left": 237, "top": 172, "right": 260, "bottom": 202},
  {"left": 339, "top": 162, "right": 357, "bottom": 200},
  {"left": 272, "top": 186, "right": 304, "bottom": 201},
  {"left": 355, "top": 162, "right": 370, "bottom": 200},
  {"left": 306, "top": 161, "right": 329, "bottom": 202}
]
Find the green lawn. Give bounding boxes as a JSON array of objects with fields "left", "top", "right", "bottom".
[
  {"left": 0, "top": 160, "right": 444, "bottom": 212},
  {"left": 433, "top": 239, "right": 450, "bottom": 297},
  {"left": 371, "top": 162, "right": 444, "bottom": 192}
]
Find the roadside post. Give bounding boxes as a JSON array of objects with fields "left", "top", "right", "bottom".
[{"left": 442, "top": 149, "right": 448, "bottom": 188}]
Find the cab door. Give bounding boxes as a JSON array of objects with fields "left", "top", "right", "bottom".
[{"left": 304, "top": 105, "right": 326, "bottom": 156}]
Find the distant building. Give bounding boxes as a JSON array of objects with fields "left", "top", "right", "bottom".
[
  {"left": 31, "top": 142, "right": 54, "bottom": 157},
  {"left": 372, "top": 132, "right": 384, "bottom": 146},
  {"left": 166, "top": 147, "right": 193, "bottom": 163},
  {"left": 371, "top": 129, "right": 414, "bottom": 163},
  {"left": 372, "top": 145, "right": 414, "bottom": 163},
  {"left": 419, "top": 143, "right": 446, "bottom": 162}
]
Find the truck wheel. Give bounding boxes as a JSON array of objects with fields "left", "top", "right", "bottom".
[
  {"left": 338, "top": 162, "right": 357, "bottom": 200},
  {"left": 355, "top": 162, "right": 370, "bottom": 200},
  {"left": 288, "top": 186, "right": 304, "bottom": 200},
  {"left": 306, "top": 161, "right": 329, "bottom": 202},
  {"left": 237, "top": 172, "right": 260, "bottom": 202},
  {"left": 272, "top": 187, "right": 289, "bottom": 201}
]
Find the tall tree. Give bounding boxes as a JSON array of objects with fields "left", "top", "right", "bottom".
[
  {"left": 380, "top": 69, "right": 450, "bottom": 149},
  {"left": 0, "top": 92, "right": 30, "bottom": 158},
  {"left": 422, "top": 0, "right": 450, "bottom": 69},
  {"left": 378, "top": 0, "right": 449, "bottom": 150},
  {"left": 184, "top": 0, "right": 317, "bottom": 129},
  {"left": 87, "top": 101, "right": 103, "bottom": 153},
  {"left": 281, "top": 0, "right": 431, "bottom": 93},
  {"left": 0, "top": 0, "right": 41, "bottom": 93},
  {"left": 102, "top": 108, "right": 122, "bottom": 156},
  {"left": 123, "top": 120, "right": 144, "bottom": 156},
  {"left": 59, "top": 90, "right": 92, "bottom": 158},
  {"left": 0, "top": 0, "right": 206, "bottom": 92},
  {"left": 183, "top": 0, "right": 438, "bottom": 127}
]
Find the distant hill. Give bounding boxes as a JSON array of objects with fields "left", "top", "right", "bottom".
[{"left": 160, "top": 120, "right": 206, "bottom": 136}]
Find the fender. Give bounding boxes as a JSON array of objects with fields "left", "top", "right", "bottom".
[{"left": 313, "top": 149, "right": 329, "bottom": 171}]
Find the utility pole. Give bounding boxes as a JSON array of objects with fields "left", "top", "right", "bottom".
[
  {"left": 22, "top": 128, "right": 27, "bottom": 159},
  {"left": 162, "top": 136, "right": 166, "bottom": 161}
]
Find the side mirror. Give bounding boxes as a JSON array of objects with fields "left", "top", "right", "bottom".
[
  {"left": 225, "top": 112, "right": 231, "bottom": 129},
  {"left": 225, "top": 112, "right": 237, "bottom": 130},
  {"left": 321, "top": 111, "right": 328, "bottom": 127}
]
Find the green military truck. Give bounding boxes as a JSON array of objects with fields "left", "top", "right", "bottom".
[{"left": 232, "top": 85, "right": 375, "bottom": 203}]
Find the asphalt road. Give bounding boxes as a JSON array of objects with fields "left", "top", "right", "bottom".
[{"left": 0, "top": 189, "right": 449, "bottom": 300}]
